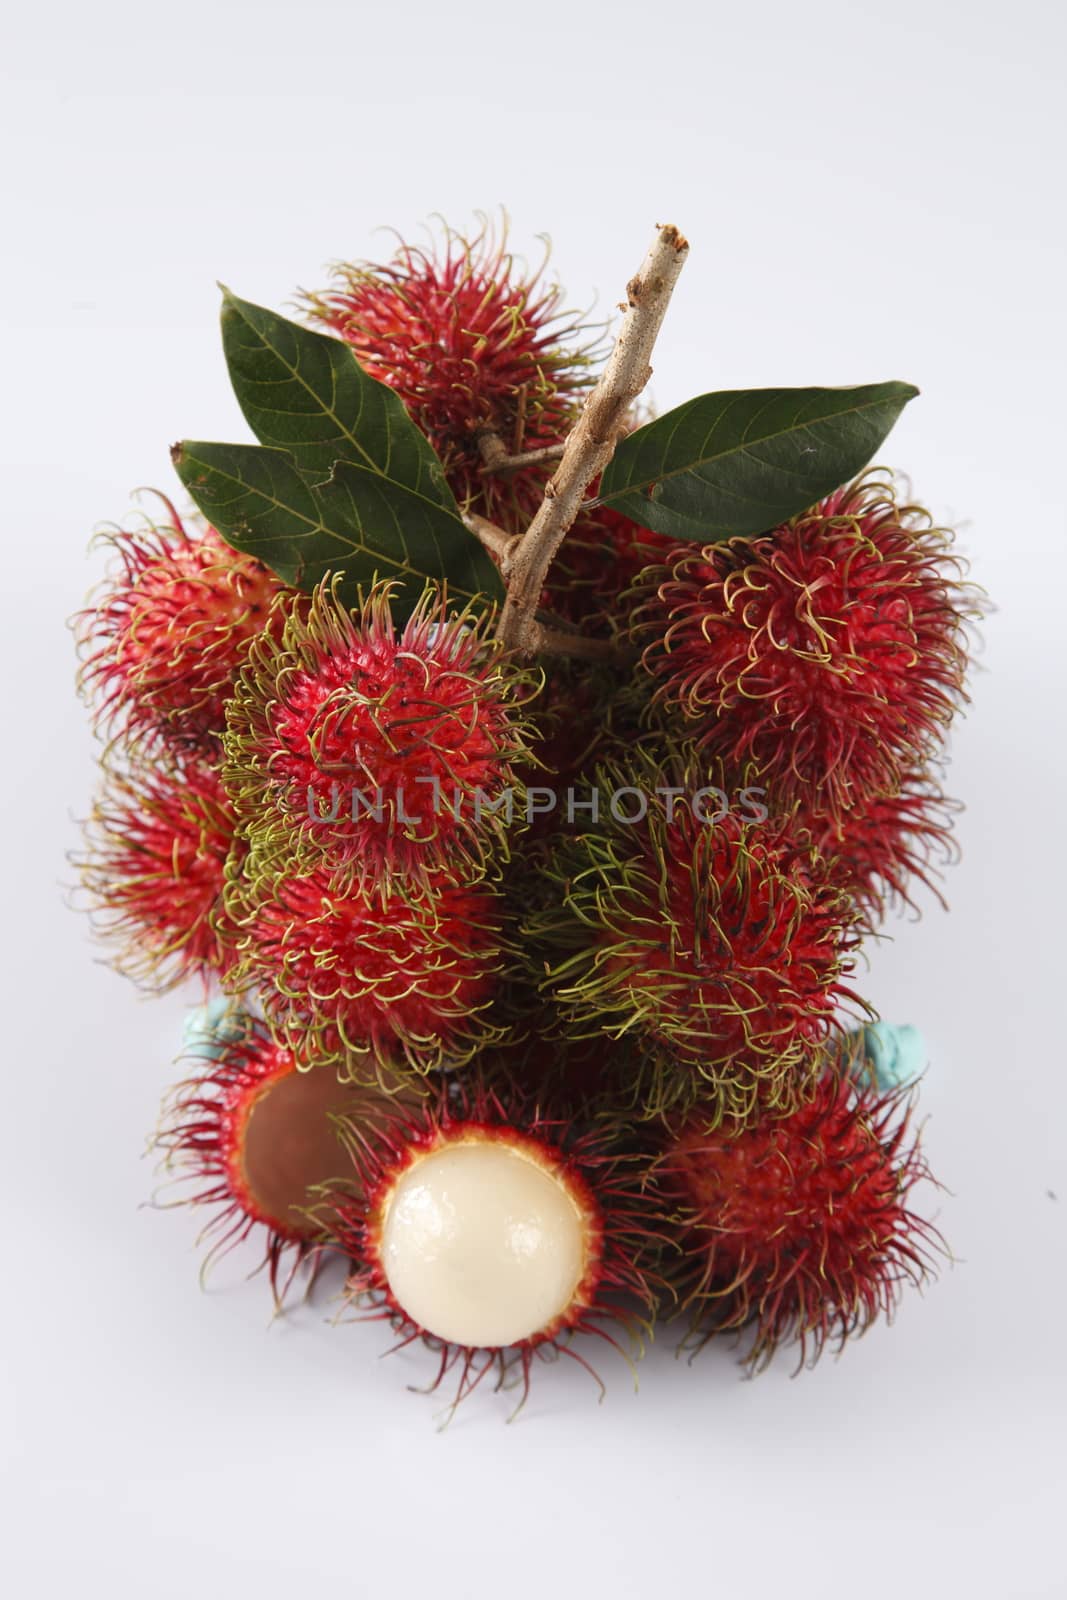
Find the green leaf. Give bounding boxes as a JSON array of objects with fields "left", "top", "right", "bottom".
[
  {"left": 219, "top": 288, "right": 458, "bottom": 509},
  {"left": 171, "top": 440, "right": 503, "bottom": 616},
  {"left": 170, "top": 442, "right": 322, "bottom": 585},
  {"left": 171, "top": 289, "right": 504, "bottom": 618},
  {"left": 597, "top": 382, "right": 919, "bottom": 541},
  {"left": 315, "top": 462, "right": 504, "bottom": 607}
]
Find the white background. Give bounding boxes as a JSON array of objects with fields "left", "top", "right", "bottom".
[{"left": 3, "top": 1, "right": 1065, "bottom": 1594}]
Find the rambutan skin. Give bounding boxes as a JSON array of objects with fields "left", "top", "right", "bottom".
[
  {"left": 77, "top": 511, "right": 288, "bottom": 754},
  {"left": 306, "top": 220, "right": 597, "bottom": 527},
  {"left": 227, "top": 865, "right": 509, "bottom": 1072},
  {"left": 223, "top": 578, "right": 539, "bottom": 889},
  {"left": 660, "top": 1071, "right": 942, "bottom": 1369},
  {"left": 76, "top": 756, "right": 241, "bottom": 991},
  {"left": 632, "top": 473, "right": 977, "bottom": 818},
  {"left": 322, "top": 1076, "right": 669, "bottom": 1414},
  {"left": 529, "top": 748, "right": 861, "bottom": 1123}
]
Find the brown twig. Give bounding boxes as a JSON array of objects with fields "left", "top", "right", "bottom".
[
  {"left": 534, "top": 624, "right": 631, "bottom": 665},
  {"left": 463, "top": 512, "right": 630, "bottom": 662},
  {"left": 463, "top": 512, "right": 519, "bottom": 578},
  {"left": 476, "top": 430, "right": 567, "bottom": 476},
  {"left": 464, "top": 515, "right": 626, "bottom": 662},
  {"left": 495, "top": 224, "right": 689, "bottom": 654}
]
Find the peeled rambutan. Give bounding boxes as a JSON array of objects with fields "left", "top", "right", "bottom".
[
  {"left": 794, "top": 769, "right": 961, "bottom": 920},
  {"left": 77, "top": 509, "right": 287, "bottom": 753},
  {"left": 632, "top": 473, "right": 977, "bottom": 818},
  {"left": 531, "top": 748, "right": 861, "bottom": 1123},
  {"left": 77, "top": 756, "right": 241, "bottom": 990},
  {"left": 322, "top": 1076, "right": 667, "bottom": 1416},
  {"left": 155, "top": 1018, "right": 388, "bottom": 1304},
  {"left": 223, "top": 578, "right": 537, "bottom": 889},
  {"left": 229, "top": 866, "right": 509, "bottom": 1072},
  {"left": 660, "top": 1070, "right": 942, "bottom": 1370},
  {"left": 306, "top": 219, "right": 597, "bottom": 526}
]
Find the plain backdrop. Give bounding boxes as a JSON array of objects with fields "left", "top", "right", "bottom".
[{"left": 3, "top": 1, "right": 1065, "bottom": 1595}]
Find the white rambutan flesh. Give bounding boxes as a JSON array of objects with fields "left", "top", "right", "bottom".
[{"left": 377, "top": 1138, "right": 590, "bottom": 1349}]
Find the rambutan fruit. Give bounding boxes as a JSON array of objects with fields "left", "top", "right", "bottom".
[
  {"left": 323, "top": 1077, "right": 668, "bottom": 1416},
  {"left": 530, "top": 748, "right": 861, "bottom": 1123},
  {"left": 306, "top": 219, "right": 597, "bottom": 527},
  {"left": 229, "top": 866, "right": 509, "bottom": 1072},
  {"left": 660, "top": 1069, "right": 942, "bottom": 1370},
  {"left": 223, "top": 579, "right": 538, "bottom": 889},
  {"left": 792, "top": 770, "right": 960, "bottom": 921},
  {"left": 632, "top": 473, "right": 977, "bottom": 819},
  {"left": 77, "top": 756, "right": 242, "bottom": 991},
  {"left": 77, "top": 507, "right": 288, "bottom": 754},
  {"left": 156, "top": 1018, "right": 401, "bottom": 1304}
]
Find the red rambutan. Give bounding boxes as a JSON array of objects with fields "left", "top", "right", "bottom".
[
  {"left": 306, "top": 218, "right": 597, "bottom": 527},
  {"left": 632, "top": 473, "right": 976, "bottom": 818},
  {"left": 77, "top": 508, "right": 287, "bottom": 753},
  {"left": 77, "top": 756, "right": 242, "bottom": 990},
  {"left": 531, "top": 748, "right": 861, "bottom": 1122},
  {"left": 660, "top": 1070, "right": 943, "bottom": 1370},
  {"left": 793, "top": 769, "right": 961, "bottom": 921},
  {"left": 156, "top": 1020, "right": 385, "bottom": 1304},
  {"left": 223, "top": 578, "right": 538, "bottom": 889},
  {"left": 229, "top": 866, "right": 509, "bottom": 1072},
  {"left": 323, "top": 1077, "right": 667, "bottom": 1416}
]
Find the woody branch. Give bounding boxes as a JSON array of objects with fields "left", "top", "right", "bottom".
[{"left": 494, "top": 223, "right": 689, "bottom": 655}]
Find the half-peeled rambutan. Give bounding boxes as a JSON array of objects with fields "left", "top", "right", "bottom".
[
  {"left": 223, "top": 579, "right": 538, "bottom": 889},
  {"left": 632, "top": 473, "right": 977, "bottom": 819},
  {"left": 306, "top": 218, "right": 597, "bottom": 526},
  {"left": 530, "top": 748, "right": 861, "bottom": 1123},
  {"left": 155, "top": 1018, "right": 388, "bottom": 1305},
  {"left": 77, "top": 509, "right": 287, "bottom": 753},
  {"left": 77, "top": 755, "right": 242, "bottom": 990},
  {"left": 660, "top": 1069, "right": 943, "bottom": 1370},
  {"left": 228, "top": 866, "right": 509, "bottom": 1072},
  {"left": 322, "top": 1077, "right": 667, "bottom": 1417}
]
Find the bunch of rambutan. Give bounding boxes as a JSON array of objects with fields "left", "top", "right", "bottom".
[{"left": 73, "top": 217, "right": 980, "bottom": 1418}]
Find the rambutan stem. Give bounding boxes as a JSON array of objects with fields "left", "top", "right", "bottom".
[
  {"left": 497, "top": 224, "right": 689, "bottom": 655},
  {"left": 462, "top": 512, "right": 519, "bottom": 577},
  {"left": 475, "top": 431, "right": 567, "bottom": 475},
  {"left": 535, "top": 623, "right": 629, "bottom": 664},
  {"left": 464, "top": 516, "right": 628, "bottom": 661}
]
